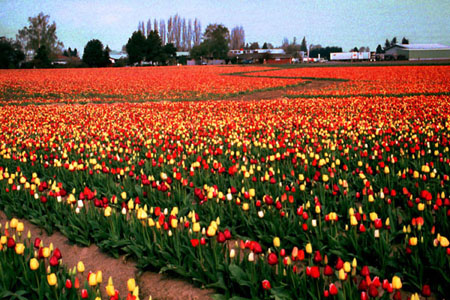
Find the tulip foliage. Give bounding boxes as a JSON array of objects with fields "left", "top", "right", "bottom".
[
  {"left": 0, "top": 65, "right": 449, "bottom": 299},
  {"left": 0, "top": 219, "right": 139, "bottom": 300}
]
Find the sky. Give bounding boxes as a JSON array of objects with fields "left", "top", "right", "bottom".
[{"left": 1, "top": 0, "right": 450, "bottom": 54}]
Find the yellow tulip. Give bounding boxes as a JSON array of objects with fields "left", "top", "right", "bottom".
[
  {"left": 10, "top": 218, "right": 18, "bottom": 229},
  {"left": 106, "top": 284, "right": 116, "bottom": 296},
  {"left": 305, "top": 243, "right": 312, "bottom": 254},
  {"left": 350, "top": 215, "right": 358, "bottom": 226},
  {"left": 409, "top": 237, "right": 418, "bottom": 246},
  {"left": 273, "top": 237, "right": 280, "bottom": 248},
  {"left": 170, "top": 218, "right": 178, "bottom": 228},
  {"left": 207, "top": 225, "right": 216, "bottom": 237},
  {"left": 30, "top": 258, "right": 39, "bottom": 270},
  {"left": 338, "top": 268, "right": 346, "bottom": 280},
  {"left": 392, "top": 276, "right": 402, "bottom": 289},
  {"left": 47, "top": 273, "right": 57, "bottom": 286},
  {"left": 42, "top": 247, "right": 50, "bottom": 258},
  {"left": 440, "top": 236, "right": 449, "bottom": 247},
  {"left": 89, "top": 273, "right": 97, "bottom": 286},
  {"left": 242, "top": 203, "right": 249, "bottom": 211},
  {"left": 127, "top": 278, "right": 136, "bottom": 292},
  {"left": 121, "top": 191, "right": 127, "bottom": 200},
  {"left": 343, "top": 262, "right": 351, "bottom": 273},
  {"left": 15, "top": 243, "right": 25, "bottom": 255},
  {"left": 77, "top": 261, "right": 85, "bottom": 273},
  {"left": 192, "top": 222, "right": 200, "bottom": 232},
  {"left": 104, "top": 206, "right": 112, "bottom": 217},
  {"left": 16, "top": 222, "right": 24, "bottom": 233},
  {"left": 352, "top": 258, "right": 357, "bottom": 268},
  {"left": 96, "top": 271, "right": 102, "bottom": 283}
]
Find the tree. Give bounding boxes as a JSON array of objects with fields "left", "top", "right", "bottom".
[
  {"left": 126, "top": 31, "right": 147, "bottom": 65},
  {"left": 262, "top": 42, "right": 268, "bottom": 49},
  {"left": 376, "top": 44, "right": 383, "bottom": 54},
  {"left": 146, "top": 30, "right": 163, "bottom": 64},
  {"left": 248, "top": 42, "right": 260, "bottom": 50},
  {"left": 163, "top": 43, "right": 177, "bottom": 64},
  {"left": 82, "top": 39, "right": 109, "bottom": 67},
  {"left": 351, "top": 47, "right": 358, "bottom": 52},
  {"left": 201, "top": 24, "right": 230, "bottom": 59},
  {"left": 385, "top": 39, "right": 391, "bottom": 49},
  {"left": 16, "top": 12, "right": 64, "bottom": 58},
  {"left": 34, "top": 45, "right": 51, "bottom": 68},
  {"left": 230, "top": 26, "right": 245, "bottom": 49},
  {"left": 300, "top": 37, "right": 307, "bottom": 52},
  {"left": 402, "top": 37, "right": 409, "bottom": 44},
  {"left": 391, "top": 37, "right": 397, "bottom": 46},
  {"left": 0, "top": 37, "right": 25, "bottom": 68}
]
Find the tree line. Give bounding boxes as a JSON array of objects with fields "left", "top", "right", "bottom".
[{"left": 1, "top": 11, "right": 415, "bottom": 68}]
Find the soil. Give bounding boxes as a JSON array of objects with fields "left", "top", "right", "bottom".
[
  {"left": 0, "top": 211, "right": 214, "bottom": 300},
  {"left": 225, "top": 79, "right": 337, "bottom": 101}
]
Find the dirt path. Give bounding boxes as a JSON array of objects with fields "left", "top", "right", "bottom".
[
  {"left": 225, "top": 79, "right": 337, "bottom": 101},
  {"left": 0, "top": 211, "right": 214, "bottom": 300}
]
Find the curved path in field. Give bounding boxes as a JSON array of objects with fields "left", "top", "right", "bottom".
[{"left": 0, "top": 211, "right": 214, "bottom": 300}]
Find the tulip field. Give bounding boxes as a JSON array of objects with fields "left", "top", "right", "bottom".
[{"left": 0, "top": 64, "right": 449, "bottom": 299}]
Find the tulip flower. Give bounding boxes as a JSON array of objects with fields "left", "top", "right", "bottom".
[
  {"left": 77, "top": 261, "right": 85, "bottom": 273},
  {"left": 127, "top": 278, "right": 136, "bottom": 292},
  {"left": 262, "top": 279, "right": 271, "bottom": 290},
  {"left": 305, "top": 243, "right": 312, "bottom": 254},
  {"left": 268, "top": 252, "right": 278, "bottom": 265},
  {"left": 47, "top": 273, "right": 57, "bottom": 286},
  {"left": 273, "top": 237, "right": 280, "bottom": 248},
  {"left": 329, "top": 283, "right": 338, "bottom": 295},
  {"left": 29, "top": 258, "right": 39, "bottom": 270},
  {"left": 65, "top": 278, "right": 72, "bottom": 289},
  {"left": 392, "top": 275, "right": 402, "bottom": 289},
  {"left": 81, "top": 289, "right": 88, "bottom": 299},
  {"left": 421, "top": 284, "right": 431, "bottom": 297},
  {"left": 15, "top": 243, "right": 24, "bottom": 255}
]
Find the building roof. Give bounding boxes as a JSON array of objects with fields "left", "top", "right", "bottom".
[{"left": 389, "top": 43, "right": 450, "bottom": 50}]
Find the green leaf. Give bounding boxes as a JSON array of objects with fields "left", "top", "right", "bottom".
[{"left": 228, "top": 264, "right": 251, "bottom": 287}]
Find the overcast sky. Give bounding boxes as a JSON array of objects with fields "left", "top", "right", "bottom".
[{"left": 1, "top": 0, "right": 449, "bottom": 53}]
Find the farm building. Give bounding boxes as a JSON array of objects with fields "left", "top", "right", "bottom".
[{"left": 385, "top": 44, "right": 450, "bottom": 60}]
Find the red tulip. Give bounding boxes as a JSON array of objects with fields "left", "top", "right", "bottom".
[
  {"left": 335, "top": 257, "right": 344, "bottom": 270},
  {"left": 310, "top": 266, "right": 320, "bottom": 278},
  {"left": 368, "top": 283, "right": 378, "bottom": 297},
  {"left": 324, "top": 265, "right": 334, "bottom": 276},
  {"left": 217, "top": 231, "right": 226, "bottom": 243},
  {"left": 7, "top": 237, "right": 15, "bottom": 248},
  {"left": 53, "top": 248, "right": 62, "bottom": 259},
  {"left": 329, "top": 283, "right": 338, "bottom": 295},
  {"left": 81, "top": 289, "right": 88, "bottom": 299},
  {"left": 422, "top": 284, "right": 431, "bottom": 297},
  {"left": 262, "top": 279, "right": 271, "bottom": 290},
  {"left": 313, "top": 250, "right": 322, "bottom": 263},
  {"left": 224, "top": 228, "right": 232, "bottom": 239},
  {"left": 361, "top": 265, "right": 370, "bottom": 276},
  {"left": 49, "top": 255, "right": 59, "bottom": 267},
  {"left": 268, "top": 253, "right": 278, "bottom": 265},
  {"left": 360, "top": 291, "right": 369, "bottom": 300},
  {"left": 65, "top": 278, "right": 72, "bottom": 289},
  {"left": 34, "top": 237, "right": 41, "bottom": 248}
]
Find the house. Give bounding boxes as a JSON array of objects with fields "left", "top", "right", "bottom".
[
  {"left": 227, "top": 48, "right": 293, "bottom": 64},
  {"left": 52, "top": 55, "right": 81, "bottom": 66},
  {"left": 385, "top": 44, "right": 450, "bottom": 60}
]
